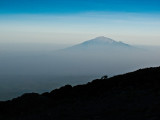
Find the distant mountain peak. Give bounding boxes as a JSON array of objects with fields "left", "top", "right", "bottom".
[
  {"left": 63, "top": 36, "right": 133, "bottom": 52},
  {"left": 86, "top": 36, "right": 115, "bottom": 43},
  {"left": 80, "top": 36, "right": 116, "bottom": 46},
  {"left": 95, "top": 36, "right": 110, "bottom": 39},
  {"left": 81, "top": 36, "right": 129, "bottom": 47},
  {"left": 94, "top": 36, "right": 113, "bottom": 40}
]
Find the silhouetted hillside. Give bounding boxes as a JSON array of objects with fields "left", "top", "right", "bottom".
[{"left": 1, "top": 66, "right": 160, "bottom": 120}]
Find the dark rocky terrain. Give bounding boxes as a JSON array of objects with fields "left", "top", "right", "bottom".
[{"left": 1, "top": 66, "right": 160, "bottom": 120}]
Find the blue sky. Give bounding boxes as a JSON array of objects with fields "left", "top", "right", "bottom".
[
  {"left": 0, "top": 0, "right": 160, "bottom": 45},
  {"left": 1, "top": 0, "right": 160, "bottom": 14}
]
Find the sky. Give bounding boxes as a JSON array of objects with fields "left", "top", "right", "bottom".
[{"left": 0, "top": 0, "right": 160, "bottom": 45}]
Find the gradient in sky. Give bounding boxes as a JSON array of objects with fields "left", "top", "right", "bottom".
[{"left": 0, "top": 0, "right": 160, "bottom": 45}]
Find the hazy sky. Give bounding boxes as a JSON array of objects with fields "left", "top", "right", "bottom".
[{"left": 0, "top": 0, "right": 160, "bottom": 45}]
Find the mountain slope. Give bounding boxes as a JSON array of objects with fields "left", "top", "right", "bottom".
[
  {"left": 1, "top": 66, "right": 160, "bottom": 120},
  {"left": 64, "top": 36, "right": 134, "bottom": 51}
]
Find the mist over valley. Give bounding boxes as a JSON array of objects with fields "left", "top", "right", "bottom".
[{"left": 0, "top": 36, "right": 160, "bottom": 100}]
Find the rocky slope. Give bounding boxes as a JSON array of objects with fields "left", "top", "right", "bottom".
[{"left": 1, "top": 66, "right": 160, "bottom": 120}]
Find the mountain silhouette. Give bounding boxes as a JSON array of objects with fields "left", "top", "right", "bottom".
[
  {"left": 1, "top": 66, "right": 160, "bottom": 120},
  {"left": 64, "top": 36, "right": 134, "bottom": 52}
]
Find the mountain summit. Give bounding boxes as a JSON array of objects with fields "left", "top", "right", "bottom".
[
  {"left": 84, "top": 36, "right": 115, "bottom": 44},
  {"left": 64, "top": 36, "right": 132, "bottom": 51},
  {"left": 81, "top": 36, "right": 129, "bottom": 46}
]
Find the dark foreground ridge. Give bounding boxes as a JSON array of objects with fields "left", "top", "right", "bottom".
[{"left": 1, "top": 67, "right": 160, "bottom": 120}]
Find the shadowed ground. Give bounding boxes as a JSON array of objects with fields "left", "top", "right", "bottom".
[{"left": 1, "top": 66, "right": 160, "bottom": 120}]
